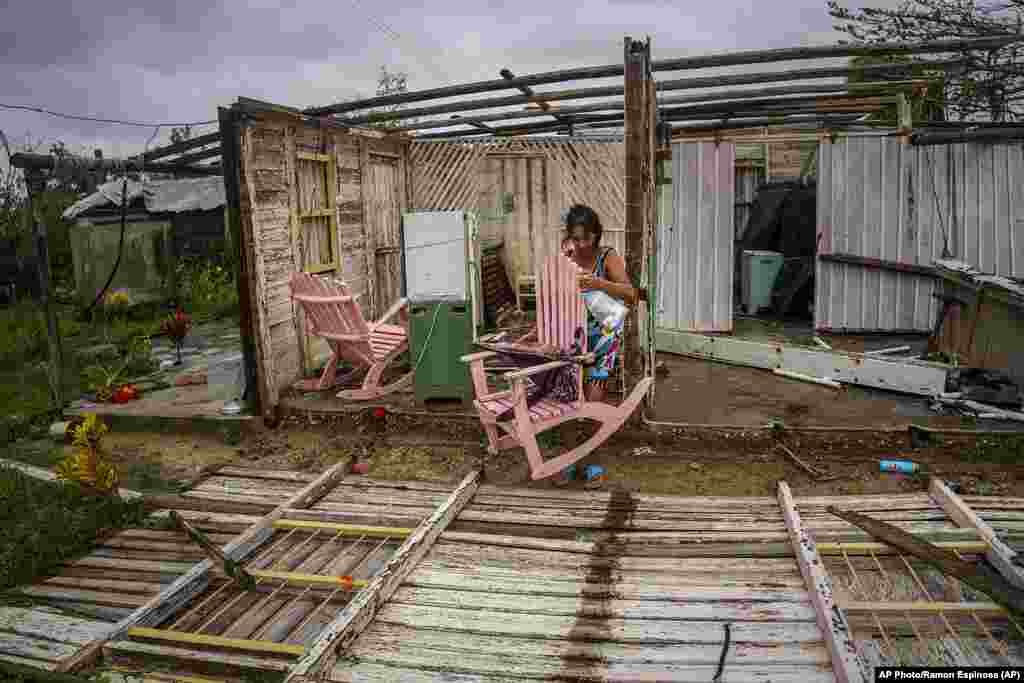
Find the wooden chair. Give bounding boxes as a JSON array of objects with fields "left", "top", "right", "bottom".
[
  {"left": 462, "top": 253, "right": 653, "bottom": 480},
  {"left": 290, "top": 273, "right": 412, "bottom": 400}
]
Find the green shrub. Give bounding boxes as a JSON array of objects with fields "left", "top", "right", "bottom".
[
  {"left": 177, "top": 258, "right": 238, "bottom": 319},
  {"left": 0, "top": 464, "right": 146, "bottom": 591}
]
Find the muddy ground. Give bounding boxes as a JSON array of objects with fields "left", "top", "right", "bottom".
[{"left": 68, "top": 407, "right": 1024, "bottom": 501}]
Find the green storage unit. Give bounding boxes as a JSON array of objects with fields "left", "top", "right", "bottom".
[
  {"left": 741, "top": 250, "right": 785, "bottom": 315},
  {"left": 409, "top": 297, "right": 474, "bottom": 403}
]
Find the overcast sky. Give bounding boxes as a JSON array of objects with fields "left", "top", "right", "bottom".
[{"left": 0, "top": 0, "right": 896, "bottom": 166}]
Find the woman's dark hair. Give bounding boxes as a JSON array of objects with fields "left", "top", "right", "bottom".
[{"left": 564, "top": 204, "right": 603, "bottom": 247}]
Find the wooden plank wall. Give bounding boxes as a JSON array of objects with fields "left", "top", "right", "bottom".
[
  {"left": 238, "top": 113, "right": 408, "bottom": 415},
  {"left": 408, "top": 138, "right": 625, "bottom": 289}
]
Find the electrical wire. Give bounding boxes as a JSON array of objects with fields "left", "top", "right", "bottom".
[{"left": 0, "top": 102, "right": 216, "bottom": 128}]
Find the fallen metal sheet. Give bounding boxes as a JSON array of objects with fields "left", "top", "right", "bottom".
[{"left": 656, "top": 330, "right": 950, "bottom": 396}]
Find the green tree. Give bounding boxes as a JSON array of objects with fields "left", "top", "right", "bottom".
[
  {"left": 828, "top": 0, "right": 1024, "bottom": 121},
  {"left": 847, "top": 53, "right": 950, "bottom": 125}
]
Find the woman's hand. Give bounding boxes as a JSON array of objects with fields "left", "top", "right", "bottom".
[{"left": 578, "top": 273, "right": 602, "bottom": 291}]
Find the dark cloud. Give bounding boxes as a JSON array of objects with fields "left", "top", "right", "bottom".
[{"left": 1, "top": 0, "right": 854, "bottom": 160}]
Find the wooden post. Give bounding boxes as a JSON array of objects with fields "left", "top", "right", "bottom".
[
  {"left": 778, "top": 483, "right": 867, "bottom": 683},
  {"left": 218, "top": 107, "right": 260, "bottom": 413},
  {"left": 623, "top": 37, "right": 649, "bottom": 415},
  {"left": 25, "top": 170, "right": 64, "bottom": 410},
  {"left": 929, "top": 477, "right": 1024, "bottom": 589}
]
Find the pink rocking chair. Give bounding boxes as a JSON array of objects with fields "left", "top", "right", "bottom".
[
  {"left": 462, "top": 253, "right": 653, "bottom": 480},
  {"left": 290, "top": 273, "right": 412, "bottom": 400}
]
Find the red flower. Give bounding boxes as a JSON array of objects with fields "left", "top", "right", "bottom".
[{"left": 372, "top": 407, "right": 386, "bottom": 420}]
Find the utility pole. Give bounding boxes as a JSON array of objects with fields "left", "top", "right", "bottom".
[{"left": 25, "top": 169, "right": 64, "bottom": 410}]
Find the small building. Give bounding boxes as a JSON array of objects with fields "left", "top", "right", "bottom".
[{"left": 62, "top": 176, "right": 228, "bottom": 306}]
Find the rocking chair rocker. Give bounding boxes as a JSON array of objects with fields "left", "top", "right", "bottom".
[{"left": 462, "top": 253, "right": 653, "bottom": 480}]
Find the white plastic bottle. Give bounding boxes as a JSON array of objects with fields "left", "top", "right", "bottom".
[{"left": 583, "top": 289, "right": 627, "bottom": 330}]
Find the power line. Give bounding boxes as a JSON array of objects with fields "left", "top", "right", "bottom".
[{"left": 0, "top": 102, "right": 216, "bottom": 128}]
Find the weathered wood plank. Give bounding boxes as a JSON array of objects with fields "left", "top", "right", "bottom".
[
  {"left": 102, "top": 638, "right": 292, "bottom": 672},
  {"left": 778, "top": 481, "right": 868, "bottom": 683},
  {"left": 39, "top": 576, "right": 163, "bottom": 596},
  {"left": 127, "top": 626, "right": 306, "bottom": 656},
  {"left": 0, "top": 607, "right": 110, "bottom": 646},
  {"left": 0, "top": 654, "right": 56, "bottom": 672},
  {"left": 289, "top": 470, "right": 481, "bottom": 680},
  {"left": 0, "top": 633, "right": 80, "bottom": 662},
  {"left": 426, "top": 542, "right": 803, "bottom": 578},
  {"left": 351, "top": 623, "right": 833, "bottom": 665},
  {"left": 17, "top": 587, "right": 146, "bottom": 609},
  {"left": 366, "top": 602, "right": 826, "bottom": 643},
  {"left": 329, "top": 660, "right": 835, "bottom": 683},
  {"left": 390, "top": 585, "right": 817, "bottom": 621},
  {"left": 60, "top": 556, "right": 196, "bottom": 576},
  {"left": 407, "top": 565, "right": 809, "bottom": 597},
  {"left": 930, "top": 477, "right": 1024, "bottom": 589},
  {"left": 215, "top": 467, "right": 316, "bottom": 483}
]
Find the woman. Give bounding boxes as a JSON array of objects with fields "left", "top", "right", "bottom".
[{"left": 561, "top": 204, "right": 638, "bottom": 403}]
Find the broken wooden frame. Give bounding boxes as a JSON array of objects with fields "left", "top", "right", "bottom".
[
  {"left": 826, "top": 498, "right": 1024, "bottom": 665},
  {"left": 57, "top": 459, "right": 353, "bottom": 673}
]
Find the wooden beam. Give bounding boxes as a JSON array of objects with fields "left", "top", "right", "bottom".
[
  {"left": 126, "top": 627, "right": 305, "bottom": 657},
  {"left": 287, "top": 470, "right": 481, "bottom": 681},
  {"left": 930, "top": 477, "right": 1024, "bottom": 589},
  {"left": 819, "top": 252, "right": 939, "bottom": 278},
  {"left": 137, "top": 132, "right": 222, "bottom": 163},
  {"left": 818, "top": 540, "right": 989, "bottom": 556},
  {"left": 841, "top": 601, "right": 1007, "bottom": 616},
  {"left": 272, "top": 520, "right": 413, "bottom": 537},
  {"left": 58, "top": 458, "right": 352, "bottom": 674},
  {"left": 307, "top": 37, "right": 1006, "bottom": 116},
  {"left": 247, "top": 570, "right": 369, "bottom": 589},
  {"left": 623, "top": 36, "right": 649, "bottom": 411},
  {"left": 778, "top": 482, "right": 867, "bottom": 683},
  {"left": 826, "top": 506, "right": 1024, "bottom": 617}
]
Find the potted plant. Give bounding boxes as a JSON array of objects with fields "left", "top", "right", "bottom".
[{"left": 160, "top": 308, "right": 192, "bottom": 366}]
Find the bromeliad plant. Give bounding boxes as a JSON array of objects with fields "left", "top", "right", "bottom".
[
  {"left": 55, "top": 413, "right": 120, "bottom": 495},
  {"left": 160, "top": 307, "right": 192, "bottom": 365}
]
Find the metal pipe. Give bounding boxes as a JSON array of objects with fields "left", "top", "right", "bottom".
[
  {"left": 309, "top": 34, "right": 992, "bottom": 117},
  {"left": 338, "top": 60, "right": 962, "bottom": 125}
]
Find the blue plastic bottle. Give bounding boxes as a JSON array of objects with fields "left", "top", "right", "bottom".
[{"left": 880, "top": 460, "right": 919, "bottom": 474}]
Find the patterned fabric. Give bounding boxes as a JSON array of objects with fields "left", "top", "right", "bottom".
[
  {"left": 585, "top": 247, "right": 624, "bottom": 382},
  {"left": 492, "top": 327, "right": 584, "bottom": 422}
]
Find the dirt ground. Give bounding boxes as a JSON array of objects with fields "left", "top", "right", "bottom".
[
  {"left": 82, "top": 406, "right": 1024, "bottom": 501},
  {"left": 649, "top": 354, "right": 972, "bottom": 429}
]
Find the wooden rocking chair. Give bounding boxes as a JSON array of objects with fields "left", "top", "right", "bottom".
[
  {"left": 289, "top": 273, "right": 412, "bottom": 400},
  {"left": 462, "top": 253, "right": 653, "bottom": 480}
]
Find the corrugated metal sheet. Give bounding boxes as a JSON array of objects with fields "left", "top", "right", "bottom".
[
  {"left": 657, "top": 141, "right": 735, "bottom": 334},
  {"left": 816, "top": 137, "right": 1024, "bottom": 332},
  {"left": 63, "top": 176, "right": 226, "bottom": 219}
]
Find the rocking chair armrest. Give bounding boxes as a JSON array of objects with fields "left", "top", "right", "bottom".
[
  {"left": 460, "top": 351, "right": 498, "bottom": 364},
  {"left": 504, "top": 360, "right": 572, "bottom": 382},
  {"left": 374, "top": 297, "right": 410, "bottom": 327}
]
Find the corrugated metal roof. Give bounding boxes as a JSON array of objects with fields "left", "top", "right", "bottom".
[{"left": 63, "top": 176, "right": 225, "bottom": 220}]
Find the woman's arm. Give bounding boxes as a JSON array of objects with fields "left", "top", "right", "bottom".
[{"left": 583, "top": 251, "right": 637, "bottom": 305}]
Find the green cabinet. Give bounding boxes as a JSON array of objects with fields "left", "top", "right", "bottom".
[{"left": 409, "top": 298, "right": 473, "bottom": 403}]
